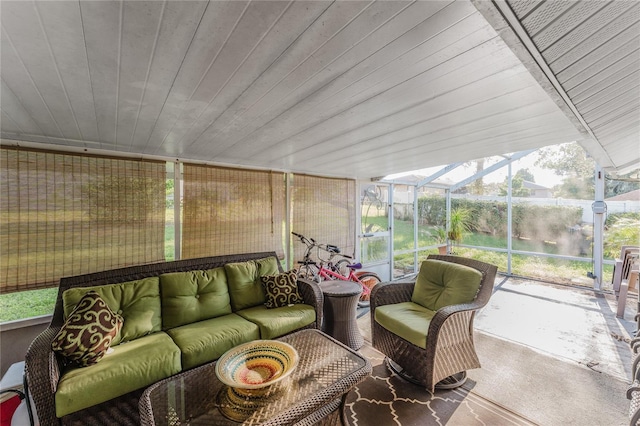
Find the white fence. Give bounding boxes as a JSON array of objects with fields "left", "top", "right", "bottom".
[
  {"left": 451, "top": 194, "right": 639, "bottom": 223},
  {"left": 393, "top": 191, "right": 639, "bottom": 224}
]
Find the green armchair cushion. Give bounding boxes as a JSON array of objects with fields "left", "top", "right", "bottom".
[
  {"left": 225, "top": 257, "right": 280, "bottom": 311},
  {"left": 411, "top": 259, "right": 482, "bottom": 312},
  {"left": 55, "top": 332, "right": 181, "bottom": 417},
  {"left": 374, "top": 302, "right": 435, "bottom": 349},
  {"left": 236, "top": 304, "right": 316, "bottom": 339},
  {"left": 62, "top": 277, "right": 161, "bottom": 345},
  {"left": 52, "top": 291, "right": 123, "bottom": 367},
  {"left": 166, "top": 313, "right": 260, "bottom": 370},
  {"left": 160, "top": 267, "right": 232, "bottom": 329},
  {"left": 260, "top": 270, "right": 303, "bottom": 308}
]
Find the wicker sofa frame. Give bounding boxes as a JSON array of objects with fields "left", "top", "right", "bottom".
[
  {"left": 370, "top": 254, "right": 497, "bottom": 392},
  {"left": 25, "top": 252, "right": 324, "bottom": 426}
]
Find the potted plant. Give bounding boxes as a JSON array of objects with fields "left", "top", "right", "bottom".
[
  {"left": 430, "top": 226, "right": 448, "bottom": 254},
  {"left": 448, "top": 207, "right": 472, "bottom": 250}
]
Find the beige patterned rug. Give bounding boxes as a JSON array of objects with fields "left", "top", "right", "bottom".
[
  {"left": 343, "top": 342, "right": 537, "bottom": 426},
  {"left": 345, "top": 312, "right": 537, "bottom": 425}
]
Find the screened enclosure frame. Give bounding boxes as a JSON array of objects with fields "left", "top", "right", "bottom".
[{"left": 376, "top": 149, "right": 612, "bottom": 290}]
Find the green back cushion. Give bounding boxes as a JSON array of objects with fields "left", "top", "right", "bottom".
[
  {"left": 62, "top": 277, "right": 161, "bottom": 346},
  {"left": 411, "top": 259, "right": 483, "bottom": 311},
  {"left": 160, "top": 267, "right": 232, "bottom": 329},
  {"left": 52, "top": 291, "right": 123, "bottom": 367},
  {"left": 225, "top": 257, "right": 280, "bottom": 311}
]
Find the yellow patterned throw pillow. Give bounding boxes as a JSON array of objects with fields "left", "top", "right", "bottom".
[
  {"left": 260, "top": 271, "right": 303, "bottom": 308},
  {"left": 52, "top": 291, "right": 123, "bottom": 367}
]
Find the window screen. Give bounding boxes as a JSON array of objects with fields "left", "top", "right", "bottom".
[{"left": 0, "top": 147, "right": 166, "bottom": 293}]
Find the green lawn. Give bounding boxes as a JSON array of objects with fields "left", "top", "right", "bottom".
[{"left": 0, "top": 287, "right": 58, "bottom": 322}]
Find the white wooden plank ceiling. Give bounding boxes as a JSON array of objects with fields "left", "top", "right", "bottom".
[{"left": 0, "top": 0, "right": 636, "bottom": 179}]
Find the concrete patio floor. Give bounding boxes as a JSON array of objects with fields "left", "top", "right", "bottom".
[
  {"left": 465, "top": 276, "right": 635, "bottom": 424},
  {"left": 475, "top": 275, "right": 635, "bottom": 383}
]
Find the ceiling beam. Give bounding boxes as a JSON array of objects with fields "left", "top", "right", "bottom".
[
  {"left": 416, "top": 162, "right": 464, "bottom": 188},
  {"left": 450, "top": 149, "right": 536, "bottom": 191}
]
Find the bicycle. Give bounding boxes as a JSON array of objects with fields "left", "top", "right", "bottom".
[
  {"left": 292, "top": 231, "right": 356, "bottom": 280},
  {"left": 292, "top": 232, "right": 381, "bottom": 303}
]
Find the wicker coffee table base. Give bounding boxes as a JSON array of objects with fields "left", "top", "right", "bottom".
[{"left": 139, "top": 329, "right": 371, "bottom": 425}]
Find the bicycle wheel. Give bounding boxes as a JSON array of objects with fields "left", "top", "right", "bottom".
[
  {"left": 356, "top": 272, "right": 381, "bottom": 301},
  {"left": 334, "top": 259, "right": 351, "bottom": 276},
  {"left": 297, "top": 263, "right": 320, "bottom": 281}
]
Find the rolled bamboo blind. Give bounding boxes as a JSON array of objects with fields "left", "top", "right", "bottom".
[
  {"left": 0, "top": 147, "right": 166, "bottom": 293},
  {"left": 181, "top": 164, "right": 286, "bottom": 259},
  {"left": 0, "top": 147, "right": 356, "bottom": 293},
  {"left": 290, "top": 174, "right": 356, "bottom": 266}
]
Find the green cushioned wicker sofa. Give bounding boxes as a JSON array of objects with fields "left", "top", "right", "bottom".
[{"left": 25, "top": 252, "right": 323, "bottom": 426}]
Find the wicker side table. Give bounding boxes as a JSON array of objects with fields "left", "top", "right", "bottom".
[{"left": 319, "top": 280, "right": 364, "bottom": 350}]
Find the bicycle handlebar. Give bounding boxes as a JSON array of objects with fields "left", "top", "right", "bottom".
[
  {"left": 291, "top": 232, "right": 354, "bottom": 259},
  {"left": 291, "top": 231, "right": 314, "bottom": 245}
]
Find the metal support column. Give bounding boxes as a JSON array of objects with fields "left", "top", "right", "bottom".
[
  {"left": 413, "top": 185, "right": 418, "bottom": 273},
  {"left": 446, "top": 189, "right": 452, "bottom": 254},
  {"left": 285, "top": 173, "right": 293, "bottom": 269},
  {"left": 173, "top": 162, "right": 182, "bottom": 261},
  {"left": 592, "top": 164, "right": 606, "bottom": 290},
  {"left": 389, "top": 183, "right": 395, "bottom": 279},
  {"left": 507, "top": 162, "right": 513, "bottom": 274}
]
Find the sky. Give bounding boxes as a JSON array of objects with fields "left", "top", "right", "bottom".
[{"left": 385, "top": 151, "right": 565, "bottom": 189}]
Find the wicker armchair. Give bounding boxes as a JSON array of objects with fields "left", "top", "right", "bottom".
[{"left": 370, "top": 254, "right": 497, "bottom": 392}]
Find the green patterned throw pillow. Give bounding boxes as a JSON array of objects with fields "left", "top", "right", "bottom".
[
  {"left": 260, "top": 271, "right": 303, "bottom": 308},
  {"left": 52, "top": 291, "right": 123, "bottom": 367}
]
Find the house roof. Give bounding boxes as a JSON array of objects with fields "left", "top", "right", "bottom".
[
  {"left": 606, "top": 189, "right": 640, "bottom": 201},
  {"left": 523, "top": 181, "right": 551, "bottom": 190},
  {"left": 1, "top": 1, "right": 638, "bottom": 179}
]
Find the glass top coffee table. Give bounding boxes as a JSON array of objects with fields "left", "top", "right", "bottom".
[{"left": 139, "top": 329, "right": 371, "bottom": 425}]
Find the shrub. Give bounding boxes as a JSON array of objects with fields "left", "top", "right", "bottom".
[
  {"left": 416, "top": 196, "right": 583, "bottom": 243},
  {"left": 604, "top": 217, "right": 640, "bottom": 259}
]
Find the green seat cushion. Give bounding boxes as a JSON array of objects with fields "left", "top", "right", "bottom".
[
  {"left": 166, "top": 314, "right": 260, "bottom": 370},
  {"left": 55, "top": 332, "right": 181, "bottom": 417},
  {"left": 236, "top": 304, "right": 316, "bottom": 339},
  {"left": 160, "top": 267, "right": 232, "bottom": 329},
  {"left": 224, "top": 257, "right": 280, "bottom": 311},
  {"left": 411, "top": 259, "right": 483, "bottom": 312},
  {"left": 62, "top": 277, "right": 162, "bottom": 345},
  {"left": 375, "top": 302, "right": 435, "bottom": 349}
]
